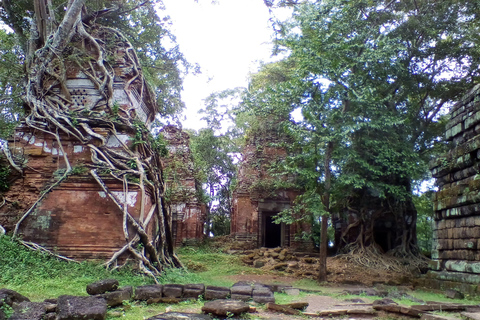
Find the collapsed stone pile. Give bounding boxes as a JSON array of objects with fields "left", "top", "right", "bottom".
[
  {"left": 0, "top": 279, "right": 276, "bottom": 320},
  {"left": 242, "top": 247, "right": 320, "bottom": 277}
]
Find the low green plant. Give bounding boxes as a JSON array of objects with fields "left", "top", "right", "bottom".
[{"left": 0, "top": 302, "right": 14, "bottom": 318}]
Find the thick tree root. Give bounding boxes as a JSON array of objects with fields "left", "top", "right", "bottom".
[{"left": 9, "top": 1, "right": 179, "bottom": 281}]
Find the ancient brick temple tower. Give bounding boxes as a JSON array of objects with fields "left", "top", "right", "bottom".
[
  {"left": 0, "top": 52, "right": 158, "bottom": 259},
  {"left": 427, "top": 84, "right": 480, "bottom": 294},
  {"left": 231, "top": 118, "right": 312, "bottom": 250},
  {"left": 161, "top": 125, "right": 206, "bottom": 246}
]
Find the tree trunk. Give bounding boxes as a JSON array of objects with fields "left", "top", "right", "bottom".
[{"left": 318, "top": 141, "right": 333, "bottom": 282}]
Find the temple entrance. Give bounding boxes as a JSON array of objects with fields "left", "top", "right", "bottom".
[
  {"left": 373, "top": 220, "right": 394, "bottom": 252},
  {"left": 261, "top": 212, "right": 286, "bottom": 248}
]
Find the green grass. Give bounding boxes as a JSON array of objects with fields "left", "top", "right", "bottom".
[
  {"left": 3, "top": 237, "right": 480, "bottom": 320},
  {"left": 176, "top": 246, "right": 265, "bottom": 287}
]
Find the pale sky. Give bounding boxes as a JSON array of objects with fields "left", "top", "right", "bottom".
[{"left": 162, "top": 0, "right": 276, "bottom": 130}]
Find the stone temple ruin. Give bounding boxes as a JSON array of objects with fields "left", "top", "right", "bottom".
[
  {"left": 231, "top": 118, "right": 312, "bottom": 251},
  {"left": 160, "top": 125, "right": 206, "bottom": 246},
  {"left": 426, "top": 84, "right": 480, "bottom": 294},
  {"left": 0, "top": 46, "right": 204, "bottom": 259}
]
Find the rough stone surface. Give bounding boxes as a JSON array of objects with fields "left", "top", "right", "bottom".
[
  {"left": 230, "top": 294, "right": 251, "bottom": 301},
  {"left": 101, "top": 287, "right": 132, "bottom": 307},
  {"left": 147, "top": 312, "right": 212, "bottom": 320},
  {"left": 10, "top": 301, "right": 48, "bottom": 320},
  {"left": 0, "top": 288, "right": 30, "bottom": 307},
  {"left": 183, "top": 284, "right": 205, "bottom": 299},
  {"left": 230, "top": 286, "right": 253, "bottom": 296},
  {"left": 204, "top": 286, "right": 230, "bottom": 300},
  {"left": 163, "top": 284, "right": 184, "bottom": 298},
  {"left": 86, "top": 279, "right": 119, "bottom": 295},
  {"left": 202, "top": 299, "right": 250, "bottom": 316},
  {"left": 134, "top": 285, "right": 163, "bottom": 301},
  {"left": 430, "top": 84, "right": 480, "bottom": 293},
  {"left": 462, "top": 312, "right": 480, "bottom": 320},
  {"left": 252, "top": 287, "right": 275, "bottom": 304},
  {"left": 445, "top": 289, "right": 464, "bottom": 299},
  {"left": 57, "top": 295, "right": 107, "bottom": 320}
]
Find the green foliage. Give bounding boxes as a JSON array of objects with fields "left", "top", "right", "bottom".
[
  {"left": 0, "top": 158, "right": 11, "bottom": 191},
  {"left": 414, "top": 191, "right": 435, "bottom": 255},
  {"left": 238, "top": 0, "right": 480, "bottom": 252},
  {"left": 69, "top": 165, "right": 87, "bottom": 176},
  {"left": 0, "top": 303, "right": 13, "bottom": 318},
  {"left": 0, "top": 0, "right": 192, "bottom": 128},
  {"left": 189, "top": 113, "right": 238, "bottom": 236},
  {"left": 0, "top": 29, "right": 24, "bottom": 140}
]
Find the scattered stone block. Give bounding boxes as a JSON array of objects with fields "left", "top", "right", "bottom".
[
  {"left": 284, "top": 302, "right": 309, "bottom": 310},
  {"left": 202, "top": 299, "right": 250, "bottom": 316},
  {"left": 252, "top": 287, "right": 275, "bottom": 304},
  {"left": 231, "top": 286, "right": 252, "bottom": 296},
  {"left": 57, "top": 295, "right": 107, "bottom": 320},
  {"left": 101, "top": 287, "right": 132, "bottom": 307},
  {"left": 0, "top": 288, "right": 30, "bottom": 307},
  {"left": 134, "top": 285, "right": 163, "bottom": 301},
  {"left": 163, "top": 284, "right": 184, "bottom": 298},
  {"left": 147, "top": 297, "right": 183, "bottom": 305},
  {"left": 411, "top": 303, "right": 468, "bottom": 312},
  {"left": 10, "top": 301, "right": 48, "bottom": 320},
  {"left": 421, "top": 313, "right": 463, "bottom": 320},
  {"left": 446, "top": 289, "right": 464, "bottom": 299},
  {"left": 204, "top": 286, "right": 230, "bottom": 300},
  {"left": 183, "top": 284, "right": 205, "bottom": 299},
  {"left": 86, "top": 279, "right": 119, "bottom": 295},
  {"left": 266, "top": 302, "right": 300, "bottom": 315},
  {"left": 462, "top": 312, "right": 480, "bottom": 320}
]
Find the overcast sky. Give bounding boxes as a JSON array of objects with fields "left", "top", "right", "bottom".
[{"left": 162, "top": 0, "right": 276, "bottom": 130}]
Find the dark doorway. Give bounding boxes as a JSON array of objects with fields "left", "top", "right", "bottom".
[{"left": 264, "top": 214, "right": 282, "bottom": 248}]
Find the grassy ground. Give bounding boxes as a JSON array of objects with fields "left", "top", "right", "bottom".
[{"left": 1, "top": 236, "right": 479, "bottom": 320}]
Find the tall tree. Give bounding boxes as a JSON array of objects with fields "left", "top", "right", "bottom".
[
  {"left": 247, "top": 0, "right": 480, "bottom": 276},
  {"left": 190, "top": 89, "right": 242, "bottom": 237},
  {"left": 0, "top": 0, "right": 190, "bottom": 278}
]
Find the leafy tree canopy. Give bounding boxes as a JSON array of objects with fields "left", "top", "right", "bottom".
[{"left": 0, "top": 0, "right": 195, "bottom": 137}]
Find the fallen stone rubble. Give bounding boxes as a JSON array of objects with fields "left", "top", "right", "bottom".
[
  {"left": 0, "top": 280, "right": 276, "bottom": 320},
  {"left": 2, "top": 280, "right": 480, "bottom": 320}
]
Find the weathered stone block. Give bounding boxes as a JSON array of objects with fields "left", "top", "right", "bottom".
[
  {"left": 252, "top": 287, "right": 275, "bottom": 304},
  {"left": 100, "top": 287, "right": 132, "bottom": 307},
  {"left": 202, "top": 300, "right": 250, "bottom": 317},
  {"left": 86, "top": 279, "right": 119, "bottom": 295},
  {"left": 10, "top": 301, "right": 48, "bottom": 320},
  {"left": 57, "top": 295, "right": 107, "bottom": 320},
  {"left": 183, "top": 284, "right": 205, "bottom": 299},
  {"left": 134, "top": 285, "right": 163, "bottom": 301},
  {"left": 163, "top": 284, "right": 183, "bottom": 298},
  {"left": 204, "top": 286, "right": 230, "bottom": 300},
  {"left": 427, "top": 270, "right": 480, "bottom": 284},
  {"left": 231, "top": 286, "right": 253, "bottom": 296},
  {"left": 445, "top": 289, "right": 464, "bottom": 299},
  {"left": 429, "top": 260, "right": 442, "bottom": 271}
]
